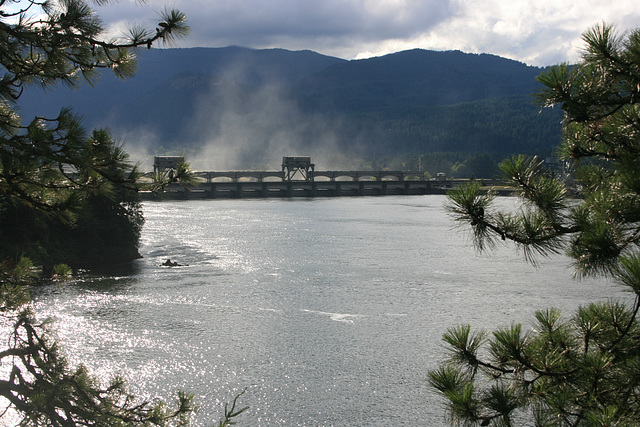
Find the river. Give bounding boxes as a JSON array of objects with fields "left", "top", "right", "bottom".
[{"left": 31, "top": 195, "right": 628, "bottom": 426}]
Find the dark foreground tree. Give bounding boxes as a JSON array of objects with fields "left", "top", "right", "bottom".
[
  {"left": 0, "top": 0, "right": 244, "bottom": 425},
  {"left": 429, "top": 23, "right": 640, "bottom": 426},
  {"left": 0, "top": 0, "right": 193, "bottom": 267}
]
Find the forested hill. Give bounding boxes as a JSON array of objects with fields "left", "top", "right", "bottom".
[
  {"left": 295, "top": 49, "right": 543, "bottom": 110},
  {"left": 17, "top": 46, "right": 562, "bottom": 170}
]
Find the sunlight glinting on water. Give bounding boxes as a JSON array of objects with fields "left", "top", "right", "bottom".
[{"left": 26, "top": 196, "right": 632, "bottom": 426}]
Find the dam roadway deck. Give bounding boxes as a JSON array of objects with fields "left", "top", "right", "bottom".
[{"left": 140, "top": 170, "right": 455, "bottom": 200}]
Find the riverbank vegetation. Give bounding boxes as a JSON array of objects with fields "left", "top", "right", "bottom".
[
  {"left": 430, "top": 23, "right": 640, "bottom": 425},
  {"left": 360, "top": 152, "right": 501, "bottom": 180}
]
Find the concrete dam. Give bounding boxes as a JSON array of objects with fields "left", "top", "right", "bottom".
[{"left": 142, "top": 156, "right": 454, "bottom": 200}]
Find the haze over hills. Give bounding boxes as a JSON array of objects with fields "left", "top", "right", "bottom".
[{"left": 16, "top": 46, "right": 562, "bottom": 171}]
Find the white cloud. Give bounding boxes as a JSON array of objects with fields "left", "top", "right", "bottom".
[{"left": 93, "top": 0, "right": 640, "bottom": 66}]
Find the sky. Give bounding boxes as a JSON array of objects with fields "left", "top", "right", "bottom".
[{"left": 95, "top": 0, "right": 640, "bottom": 67}]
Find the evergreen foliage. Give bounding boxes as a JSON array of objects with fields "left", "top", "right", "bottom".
[
  {"left": 0, "top": 0, "right": 190, "bottom": 267},
  {"left": 344, "top": 95, "right": 562, "bottom": 158},
  {"left": 0, "top": 1, "right": 243, "bottom": 425},
  {"left": 430, "top": 23, "right": 640, "bottom": 426}
]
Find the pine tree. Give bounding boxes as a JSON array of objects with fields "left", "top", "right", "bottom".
[
  {"left": 0, "top": 0, "right": 192, "bottom": 266},
  {"left": 0, "top": 1, "right": 244, "bottom": 425},
  {"left": 429, "top": 23, "right": 640, "bottom": 426}
]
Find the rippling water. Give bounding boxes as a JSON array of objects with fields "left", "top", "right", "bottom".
[{"left": 31, "top": 196, "right": 630, "bottom": 426}]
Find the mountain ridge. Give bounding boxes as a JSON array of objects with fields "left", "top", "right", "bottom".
[{"left": 16, "top": 46, "right": 561, "bottom": 170}]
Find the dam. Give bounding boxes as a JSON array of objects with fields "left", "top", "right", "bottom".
[{"left": 142, "top": 156, "right": 456, "bottom": 200}]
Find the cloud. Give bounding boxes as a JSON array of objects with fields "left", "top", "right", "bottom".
[{"left": 95, "top": 0, "right": 640, "bottom": 66}]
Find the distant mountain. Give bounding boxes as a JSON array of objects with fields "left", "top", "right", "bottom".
[
  {"left": 17, "top": 46, "right": 343, "bottom": 128},
  {"left": 16, "top": 46, "right": 561, "bottom": 170},
  {"left": 294, "top": 49, "right": 542, "bottom": 110}
]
